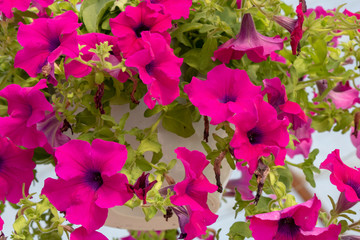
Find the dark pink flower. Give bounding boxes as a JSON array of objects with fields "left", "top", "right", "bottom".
[
  {"left": 229, "top": 96, "right": 289, "bottom": 174},
  {"left": 247, "top": 195, "right": 341, "bottom": 240},
  {"left": 0, "top": 79, "right": 53, "bottom": 149},
  {"left": 287, "top": 118, "right": 314, "bottom": 158},
  {"left": 270, "top": 52, "right": 286, "bottom": 64},
  {"left": 143, "top": 0, "right": 192, "bottom": 20},
  {"left": 236, "top": 0, "right": 242, "bottom": 9},
  {"left": 42, "top": 139, "right": 133, "bottom": 232},
  {"left": 0, "top": 0, "right": 30, "bottom": 18},
  {"left": 316, "top": 80, "right": 360, "bottom": 109},
  {"left": 70, "top": 227, "right": 108, "bottom": 240},
  {"left": 273, "top": 3, "right": 304, "bottom": 55},
  {"left": 351, "top": 127, "right": 360, "bottom": 159},
  {"left": 262, "top": 77, "right": 307, "bottom": 129},
  {"left": 170, "top": 147, "right": 218, "bottom": 211},
  {"left": 184, "top": 64, "right": 261, "bottom": 125},
  {"left": 126, "top": 172, "right": 157, "bottom": 204},
  {"left": 0, "top": 137, "right": 35, "bottom": 204},
  {"left": 172, "top": 206, "right": 218, "bottom": 240},
  {"left": 64, "top": 33, "right": 129, "bottom": 82},
  {"left": 224, "top": 163, "right": 254, "bottom": 200},
  {"left": 214, "top": 13, "right": 285, "bottom": 63},
  {"left": 110, "top": 2, "right": 172, "bottom": 57},
  {"left": 14, "top": 11, "right": 80, "bottom": 84},
  {"left": 125, "top": 32, "right": 182, "bottom": 108},
  {"left": 320, "top": 149, "right": 360, "bottom": 213}
]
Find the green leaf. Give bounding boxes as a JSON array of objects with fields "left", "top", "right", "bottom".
[
  {"left": 142, "top": 206, "right": 158, "bottom": 222},
  {"left": 227, "top": 222, "right": 252, "bottom": 240},
  {"left": 80, "top": 0, "right": 114, "bottom": 33},
  {"left": 101, "top": 114, "right": 116, "bottom": 125},
  {"left": 136, "top": 155, "right": 152, "bottom": 171},
  {"left": 162, "top": 104, "right": 195, "bottom": 138},
  {"left": 233, "top": 191, "right": 252, "bottom": 218},
  {"left": 172, "top": 23, "right": 203, "bottom": 47},
  {"left": 225, "top": 151, "right": 236, "bottom": 170},
  {"left": 302, "top": 149, "right": 320, "bottom": 188},
  {"left": 138, "top": 133, "right": 161, "bottom": 154},
  {"left": 144, "top": 105, "right": 163, "bottom": 118},
  {"left": 13, "top": 215, "right": 28, "bottom": 235}
]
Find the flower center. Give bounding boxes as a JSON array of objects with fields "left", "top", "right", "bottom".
[
  {"left": 85, "top": 171, "right": 103, "bottom": 191},
  {"left": 134, "top": 24, "right": 150, "bottom": 38},
  {"left": 346, "top": 179, "right": 360, "bottom": 198},
  {"left": 0, "top": 156, "right": 4, "bottom": 171},
  {"left": 145, "top": 61, "right": 155, "bottom": 75},
  {"left": 277, "top": 217, "right": 300, "bottom": 238},
  {"left": 48, "top": 37, "right": 61, "bottom": 52},
  {"left": 247, "top": 127, "right": 263, "bottom": 145},
  {"left": 219, "top": 95, "right": 237, "bottom": 103}
]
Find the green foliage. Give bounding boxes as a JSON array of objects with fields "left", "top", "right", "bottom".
[{"left": 227, "top": 221, "right": 252, "bottom": 240}]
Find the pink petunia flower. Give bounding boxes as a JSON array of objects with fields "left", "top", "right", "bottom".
[
  {"left": 229, "top": 96, "right": 289, "bottom": 174},
  {"left": 14, "top": 11, "right": 81, "bottom": 85},
  {"left": 42, "top": 139, "right": 133, "bottom": 232},
  {"left": 0, "top": 79, "right": 53, "bottom": 149},
  {"left": 125, "top": 32, "right": 182, "bottom": 109},
  {"left": 316, "top": 80, "right": 360, "bottom": 109},
  {"left": 262, "top": 77, "right": 307, "bottom": 130},
  {"left": 287, "top": 118, "right": 314, "bottom": 159},
  {"left": 70, "top": 227, "right": 108, "bottom": 240},
  {"left": 247, "top": 195, "right": 341, "bottom": 240},
  {"left": 224, "top": 163, "right": 254, "bottom": 200},
  {"left": 126, "top": 172, "right": 157, "bottom": 204},
  {"left": 0, "top": 0, "right": 30, "bottom": 18},
  {"left": 110, "top": 2, "right": 172, "bottom": 57},
  {"left": 0, "top": 137, "right": 35, "bottom": 204},
  {"left": 270, "top": 52, "right": 286, "bottom": 64},
  {"left": 172, "top": 205, "right": 218, "bottom": 240},
  {"left": 236, "top": 0, "right": 242, "bottom": 9},
  {"left": 64, "top": 33, "right": 129, "bottom": 82},
  {"left": 170, "top": 147, "right": 218, "bottom": 211},
  {"left": 273, "top": 3, "right": 304, "bottom": 55},
  {"left": 320, "top": 149, "right": 360, "bottom": 213},
  {"left": 213, "top": 13, "right": 285, "bottom": 63},
  {"left": 184, "top": 64, "right": 261, "bottom": 125},
  {"left": 143, "top": 0, "right": 192, "bottom": 20}
]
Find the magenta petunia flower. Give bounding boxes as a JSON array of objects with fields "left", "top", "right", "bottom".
[
  {"left": 64, "top": 33, "right": 129, "bottom": 82},
  {"left": 170, "top": 147, "right": 218, "bottom": 211},
  {"left": 229, "top": 96, "right": 289, "bottom": 174},
  {"left": 172, "top": 205, "right": 218, "bottom": 240},
  {"left": 0, "top": 137, "right": 35, "bottom": 204},
  {"left": 224, "top": 163, "right": 254, "bottom": 200},
  {"left": 42, "top": 139, "right": 133, "bottom": 232},
  {"left": 247, "top": 195, "right": 341, "bottom": 240},
  {"left": 125, "top": 32, "right": 182, "bottom": 108},
  {"left": 236, "top": 0, "right": 242, "bottom": 9},
  {"left": 262, "top": 77, "right": 307, "bottom": 129},
  {"left": 126, "top": 172, "right": 157, "bottom": 204},
  {"left": 184, "top": 64, "right": 261, "bottom": 125},
  {"left": 0, "top": 0, "right": 30, "bottom": 18},
  {"left": 0, "top": 79, "right": 53, "bottom": 149},
  {"left": 213, "top": 13, "right": 285, "bottom": 63},
  {"left": 14, "top": 11, "right": 81, "bottom": 84},
  {"left": 317, "top": 80, "right": 360, "bottom": 109},
  {"left": 110, "top": 2, "right": 172, "bottom": 57},
  {"left": 270, "top": 52, "right": 286, "bottom": 64},
  {"left": 287, "top": 118, "right": 314, "bottom": 159},
  {"left": 143, "top": 0, "right": 192, "bottom": 20},
  {"left": 70, "top": 227, "right": 108, "bottom": 240},
  {"left": 320, "top": 149, "right": 360, "bottom": 213}
]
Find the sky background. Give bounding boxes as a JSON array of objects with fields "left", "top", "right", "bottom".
[{"left": 2, "top": 0, "right": 360, "bottom": 239}]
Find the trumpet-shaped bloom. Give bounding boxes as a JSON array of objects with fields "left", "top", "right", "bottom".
[
  {"left": 247, "top": 195, "right": 341, "bottom": 240},
  {"left": 287, "top": 118, "right": 314, "bottom": 158},
  {"left": 170, "top": 147, "right": 218, "bottom": 211},
  {"left": 184, "top": 64, "right": 261, "bottom": 125},
  {"left": 70, "top": 227, "right": 108, "bottom": 240},
  {"left": 262, "top": 77, "right": 307, "bottom": 130},
  {"left": 172, "top": 206, "right": 218, "bottom": 240},
  {"left": 125, "top": 32, "right": 182, "bottom": 108},
  {"left": 110, "top": 2, "right": 172, "bottom": 57},
  {"left": 14, "top": 11, "right": 80, "bottom": 83},
  {"left": 42, "top": 139, "right": 133, "bottom": 232},
  {"left": 0, "top": 137, "right": 35, "bottom": 204},
  {"left": 0, "top": 0, "right": 30, "bottom": 18},
  {"left": 64, "top": 33, "right": 129, "bottom": 82},
  {"left": 126, "top": 172, "right": 157, "bottom": 204},
  {"left": 214, "top": 13, "right": 285, "bottom": 63},
  {"left": 229, "top": 96, "right": 289, "bottom": 174},
  {"left": 143, "top": 0, "right": 192, "bottom": 20},
  {"left": 0, "top": 79, "right": 53, "bottom": 149}
]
